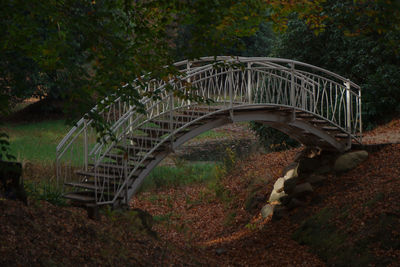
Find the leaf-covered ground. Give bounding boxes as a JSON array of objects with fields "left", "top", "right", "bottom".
[
  {"left": 132, "top": 142, "right": 400, "bottom": 266},
  {"left": 363, "top": 118, "right": 400, "bottom": 144},
  {"left": 1, "top": 119, "right": 399, "bottom": 266}
]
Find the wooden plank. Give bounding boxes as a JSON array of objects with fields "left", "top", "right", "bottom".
[
  {"left": 309, "top": 119, "right": 329, "bottom": 124},
  {"left": 335, "top": 133, "right": 349, "bottom": 139},
  {"left": 75, "top": 170, "right": 121, "bottom": 179},
  {"left": 64, "top": 192, "right": 95, "bottom": 203},
  {"left": 322, "top": 126, "right": 342, "bottom": 132},
  {"left": 65, "top": 182, "right": 97, "bottom": 190}
]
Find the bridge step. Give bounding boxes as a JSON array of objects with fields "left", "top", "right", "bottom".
[
  {"left": 151, "top": 119, "right": 188, "bottom": 129},
  {"left": 322, "top": 126, "right": 342, "bottom": 132},
  {"left": 178, "top": 110, "right": 210, "bottom": 116},
  {"left": 127, "top": 136, "right": 169, "bottom": 146},
  {"left": 103, "top": 153, "right": 155, "bottom": 162},
  {"left": 75, "top": 170, "right": 122, "bottom": 179},
  {"left": 136, "top": 127, "right": 172, "bottom": 137},
  {"left": 65, "top": 182, "right": 98, "bottom": 190},
  {"left": 296, "top": 113, "right": 315, "bottom": 118},
  {"left": 64, "top": 190, "right": 124, "bottom": 203},
  {"left": 64, "top": 192, "right": 96, "bottom": 203},
  {"left": 65, "top": 181, "right": 133, "bottom": 190},
  {"left": 335, "top": 133, "right": 350, "bottom": 139},
  {"left": 120, "top": 143, "right": 168, "bottom": 152},
  {"left": 309, "top": 119, "right": 329, "bottom": 124},
  {"left": 88, "top": 162, "right": 144, "bottom": 171}
]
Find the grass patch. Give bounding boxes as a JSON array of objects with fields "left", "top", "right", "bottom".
[
  {"left": 4, "top": 120, "right": 71, "bottom": 163},
  {"left": 140, "top": 162, "right": 217, "bottom": 192}
]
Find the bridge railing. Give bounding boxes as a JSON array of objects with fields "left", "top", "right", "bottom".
[
  {"left": 56, "top": 57, "right": 362, "bottom": 205},
  {"left": 90, "top": 57, "right": 361, "bottom": 205},
  {"left": 55, "top": 95, "right": 134, "bottom": 191},
  {"left": 176, "top": 57, "right": 361, "bottom": 139}
]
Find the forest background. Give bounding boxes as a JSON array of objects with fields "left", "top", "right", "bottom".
[{"left": 1, "top": 0, "right": 399, "bottom": 157}]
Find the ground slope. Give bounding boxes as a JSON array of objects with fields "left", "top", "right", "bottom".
[{"left": 1, "top": 118, "right": 399, "bottom": 266}]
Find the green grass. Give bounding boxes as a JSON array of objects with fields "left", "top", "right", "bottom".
[
  {"left": 3, "top": 120, "right": 71, "bottom": 163},
  {"left": 140, "top": 162, "right": 217, "bottom": 192}
]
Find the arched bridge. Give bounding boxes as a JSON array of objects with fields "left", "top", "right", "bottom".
[{"left": 56, "top": 57, "right": 362, "bottom": 207}]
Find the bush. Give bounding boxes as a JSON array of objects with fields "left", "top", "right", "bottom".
[
  {"left": 24, "top": 180, "right": 67, "bottom": 206},
  {"left": 250, "top": 122, "right": 299, "bottom": 152}
]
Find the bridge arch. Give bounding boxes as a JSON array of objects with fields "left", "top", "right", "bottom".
[{"left": 56, "top": 57, "right": 362, "bottom": 207}]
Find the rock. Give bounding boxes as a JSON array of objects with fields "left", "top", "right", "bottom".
[
  {"left": 279, "top": 195, "right": 292, "bottom": 206},
  {"left": 334, "top": 150, "right": 368, "bottom": 173},
  {"left": 272, "top": 205, "right": 288, "bottom": 221},
  {"left": 261, "top": 204, "right": 274, "bottom": 218},
  {"left": 294, "top": 150, "right": 304, "bottom": 162},
  {"left": 315, "top": 164, "right": 332, "bottom": 174},
  {"left": 292, "top": 183, "right": 313, "bottom": 197},
  {"left": 305, "top": 174, "right": 327, "bottom": 186},
  {"left": 298, "top": 158, "right": 321, "bottom": 174},
  {"left": 282, "top": 162, "right": 299, "bottom": 178},
  {"left": 287, "top": 198, "right": 306, "bottom": 210},
  {"left": 273, "top": 177, "right": 285, "bottom": 191},
  {"left": 283, "top": 176, "right": 299, "bottom": 194},
  {"left": 268, "top": 189, "right": 287, "bottom": 203},
  {"left": 294, "top": 146, "right": 321, "bottom": 162}
]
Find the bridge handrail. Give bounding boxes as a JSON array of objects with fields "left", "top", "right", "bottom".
[
  {"left": 175, "top": 56, "right": 361, "bottom": 90},
  {"left": 56, "top": 56, "right": 362, "bottom": 205}
]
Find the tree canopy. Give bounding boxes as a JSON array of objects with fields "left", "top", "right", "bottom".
[
  {"left": 1, "top": 0, "right": 399, "bottom": 158},
  {"left": 0, "top": 0, "right": 267, "bottom": 117}
]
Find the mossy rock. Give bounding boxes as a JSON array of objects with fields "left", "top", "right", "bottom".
[{"left": 334, "top": 150, "right": 368, "bottom": 173}]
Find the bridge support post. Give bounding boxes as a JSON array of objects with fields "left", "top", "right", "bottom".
[
  {"left": 83, "top": 119, "right": 88, "bottom": 171},
  {"left": 358, "top": 88, "right": 363, "bottom": 143},
  {"left": 229, "top": 67, "right": 234, "bottom": 120},
  {"left": 345, "top": 80, "right": 352, "bottom": 149},
  {"left": 345, "top": 80, "right": 352, "bottom": 133},
  {"left": 124, "top": 157, "right": 129, "bottom": 205},
  {"left": 247, "top": 62, "right": 252, "bottom": 104},
  {"left": 169, "top": 90, "right": 175, "bottom": 148},
  {"left": 187, "top": 61, "right": 191, "bottom": 107},
  {"left": 290, "top": 63, "right": 295, "bottom": 107}
]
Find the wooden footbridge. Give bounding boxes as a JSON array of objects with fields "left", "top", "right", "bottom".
[{"left": 56, "top": 57, "right": 362, "bottom": 208}]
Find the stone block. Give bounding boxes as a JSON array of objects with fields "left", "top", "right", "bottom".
[
  {"left": 273, "top": 177, "right": 285, "bottom": 191},
  {"left": 268, "top": 189, "right": 287, "bottom": 203},
  {"left": 283, "top": 176, "right": 299, "bottom": 194},
  {"left": 282, "top": 162, "right": 299, "bottom": 178},
  {"left": 261, "top": 204, "right": 274, "bottom": 218}
]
